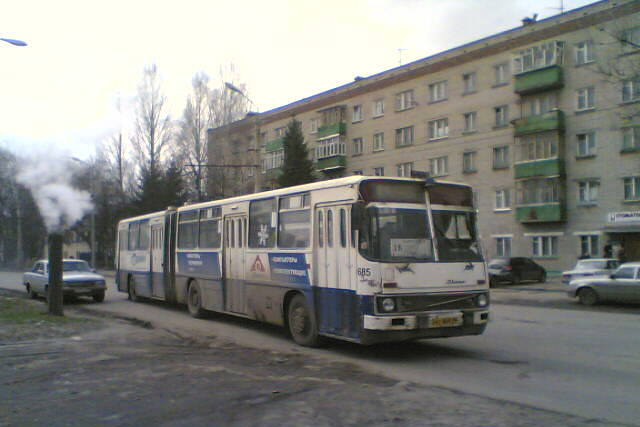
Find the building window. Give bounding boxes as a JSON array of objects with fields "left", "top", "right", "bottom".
[
  {"left": 494, "top": 62, "right": 509, "bottom": 86},
  {"left": 576, "top": 87, "right": 595, "bottom": 111},
  {"left": 620, "top": 27, "right": 640, "bottom": 53},
  {"left": 373, "top": 132, "right": 384, "bottom": 151},
  {"left": 576, "top": 132, "right": 596, "bottom": 157},
  {"left": 532, "top": 235, "right": 558, "bottom": 257},
  {"left": 622, "top": 127, "right": 640, "bottom": 151},
  {"left": 309, "top": 118, "right": 318, "bottom": 134},
  {"left": 462, "top": 152, "right": 476, "bottom": 173},
  {"left": 494, "top": 105, "right": 509, "bottom": 127},
  {"left": 580, "top": 235, "right": 599, "bottom": 257},
  {"left": 575, "top": 41, "right": 594, "bottom": 65},
  {"left": 428, "top": 118, "right": 449, "bottom": 140},
  {"left": 623, "top": 176, "right": 640, "bottom": 201},
  {"left": 622, "top": 80, "right": 640, "bottom": 103},
  {"left": 353, "top": 170, "right": 363, "bottom": 175},
  {"left": 578, "top": 180, "right": 599, "bottom": 204},
  {"left": 316, "top": 135, "right": 346, "bottom": 159},
  {"left": 262, "top": 149, "right": 284, "bottom": 172},
  {"left": 512, "top": 41, "right": 564, "bottom": 74},
  {"left": 517, "top": 177, "right": 560, "bottom": 204},
  {"left": 495, "top": 188, "right": 511, "bottom": 210},
  {"left": 352, "top": 137, "right": 363, "bottom": 156},
  {"left": 463, "top": 112, "right": 477, "bottom": 133},
  {"left": 397, "top": 162, "right": 413, "bottom": 177},
  {"left": 493, "top": 145, "right": 510, "bottom": 169},
  {"left": 374, "top": 166, "right": 385, "bottom": 176},
  {"left": 352, "top": 105, "right": 363, "bottom": 122},
  {"left": 496, "top": 237, "right": 512, "bottom": 257},
  {"left": 429, "top": 156, "right": 448, "bottom": 177},
  {"left": 462, "top": 72, "right": 477, "bottom": 94},
  {"left": 274, "top": 126, "right": 287, "bottom": 138},
  {"left": 428, "top": 81, "right": 447, "bottom": 103},
  {"left": 524, "top": 93, "right": 557, "bottom": 117},
  {"left": 518, "top": 132, "right": 558, "bottom": 162},
  {"left": 373, "top": 99, "right": 385, "bottom": 118},
  {"left": 395, "top": 126, "right": 414, "bottom": 147},
  {"left": 395, "top": 90, "right": 414, "bottom": 111}
]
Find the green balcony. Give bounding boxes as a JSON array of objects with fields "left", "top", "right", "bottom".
[
  {"left": 514, "top": 65, "right": 563, "bottom": 95},
  {"left": 317, "top": 122, "right": 346, "bottom": 139},
  {"left": 515, "top": 158, "right": 565, "bottom": 179},
  {"left": 516, "top": 203, "right": 565, "bottom": 223},
  {"left": 316, "top": 155, "right": 346, "bottom": 172},
  {"left": 264, "top": 167, "right": 282, "bottom": 180},
  {"left": 514, "top": 110, "right": 565, "bottom": 137},
  {"left": 265, "top": 137, "right": 284, "bottom": 153}
]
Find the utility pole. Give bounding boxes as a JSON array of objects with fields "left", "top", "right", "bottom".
[{"left": 48, "top": 233, "right": 64, "bottom": 316}]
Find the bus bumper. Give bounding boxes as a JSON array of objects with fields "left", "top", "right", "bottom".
[{"left": 360, "top": 310, "right": 489, "bottom": 344}]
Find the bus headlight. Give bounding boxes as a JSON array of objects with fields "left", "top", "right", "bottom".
[
  {"left": 476, "top": 293, "right": 488, "bottom": 307},
  {"left": 381, "top": 297, "right": 396, "bottom": 312}
]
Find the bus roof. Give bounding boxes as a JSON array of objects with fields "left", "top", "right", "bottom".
[{"left": 119, "top": 175, "right": 472, "bottom": 221}]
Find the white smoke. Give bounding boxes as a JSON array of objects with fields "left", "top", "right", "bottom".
[{"left": 14, "top": 147, "right": 93, "bottom": 233}]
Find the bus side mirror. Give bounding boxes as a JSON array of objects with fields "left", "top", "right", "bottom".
[{"left": 351, "top": 202, "right": 364, "bottom": 230}]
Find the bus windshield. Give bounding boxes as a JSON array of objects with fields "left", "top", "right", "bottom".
[
  {"left": 359, "top": 207, "right": 434, "bottom": 262},
  {"left": 431, "top": 210, "right": 482, "bottom": 262}
]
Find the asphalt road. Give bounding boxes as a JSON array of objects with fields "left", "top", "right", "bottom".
[{"left": 2, "top": 271, "right": 639, "bottom": 425}]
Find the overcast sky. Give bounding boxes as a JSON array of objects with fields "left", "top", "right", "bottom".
[{"left": 1, "top": 0, "right": 597, "bottom": 159}]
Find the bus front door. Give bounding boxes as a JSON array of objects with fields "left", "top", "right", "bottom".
[
  {"left": 314, "top": 205, "right": 355, "bottom": 337},
  {"left": 224, "top": 215, "right": 247, "bottom": 314}
]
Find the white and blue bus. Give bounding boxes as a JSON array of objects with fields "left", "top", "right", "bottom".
[{"left": 116, "top": 175, "right": 489, "bottom": 346}]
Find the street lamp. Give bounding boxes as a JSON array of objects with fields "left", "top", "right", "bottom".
[
  {"left": 71, "top": 157, "right": 96, "bottom": 268},
  {"left": 1, "top": 38, "right": 27, "bottom": 47},
  {"left": 224, "top": 82, "right": 261, "bottom": 193}
]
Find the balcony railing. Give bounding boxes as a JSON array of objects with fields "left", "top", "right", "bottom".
[
  {"left": 513, "top": 110, "right": 565, "bottom": 137},
  {"left": 514, "top": 65, "right": 563, "bottom": 95}
]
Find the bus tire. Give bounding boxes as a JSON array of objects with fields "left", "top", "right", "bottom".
[
  {"left": 187, "top": 281, "right": 206, "bottom": 318},
  {"left": 128, "top": 276, "right": 141, "bottom": 302},
  {"left": 287, "top": 294, "right": 319, "bottom": 347}
]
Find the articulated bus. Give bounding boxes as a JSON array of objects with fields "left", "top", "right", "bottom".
[{"left": 115, "top": 176, "right": 489, "bottom": 346}]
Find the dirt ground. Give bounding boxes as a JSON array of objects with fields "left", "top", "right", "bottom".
[{"left": 0, "top": 291, "right": 631, "bottom": 427}]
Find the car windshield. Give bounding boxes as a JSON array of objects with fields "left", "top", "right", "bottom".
[
  {"left": 575, "top": 260, "right": 609, "bottom": 270},
  {"left": 359, "top": 207, "right": 434, "bottom": 262},
  {"left": 62, "top": 261, "right": 92, "bottom": 272},
  {"left": 431, "top": 210, "right": 483, "bottom": 262}
]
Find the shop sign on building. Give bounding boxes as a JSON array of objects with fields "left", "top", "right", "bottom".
[{"left": 607, "top": 211, "right": 640, "bottom": 224}]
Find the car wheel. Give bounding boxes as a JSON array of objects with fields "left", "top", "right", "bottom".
[
  {"left": 93, "top": 291, "right": 105, "bottom": 303},
  {"left": 578, "top": 288, "right": 598, "bottom": 306},
  {"left": 489, "top": 276, "right": 497, "bottom": 288},
  {"left": 287, "top": 294, "right": 319, "bottom": 347},
  {"left": 128, "top": 276, "right": 141, "bottom": 302},
  {"left": 26, "top": 284, "right": 37, "bottom": 299},
  {"left": 187, "top": 281, "right": 206, "bottom": 318},
  {"left": 511, "top": 274, "right": 521, "bottom": 286},
  {"left": 539, "top": 271, "right": 547, "bottom": 283}
]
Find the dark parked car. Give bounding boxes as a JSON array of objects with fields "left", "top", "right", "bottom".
[{"left": 487, "top": 257, "right": 546, "bottom": 286}]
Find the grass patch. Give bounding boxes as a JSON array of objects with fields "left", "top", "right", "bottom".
[{"left": 0, "top": 295, "right": 94, "bottom": 325}]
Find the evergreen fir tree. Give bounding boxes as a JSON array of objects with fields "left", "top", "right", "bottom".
[{"left": 277, "top": 119, "right": 315, "bottom": 188}]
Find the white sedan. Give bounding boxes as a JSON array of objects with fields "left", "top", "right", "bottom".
[
  {"left": 22, "top": 259, "right": 107, "bottom": 302},
  {"left": 561, "top": 258, "right": 620, "bottom": 284},
  {"left": 567, "top": 262, "right": 640, "bottom": 306}
]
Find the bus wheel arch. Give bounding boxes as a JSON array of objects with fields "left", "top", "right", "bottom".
[{"left": 285, "top": 292, "right": 319, "bottom": 347}]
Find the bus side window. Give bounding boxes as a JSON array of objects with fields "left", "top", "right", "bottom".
[
  {"left": 327, "top": 210, "right": 334, "bottom": 248},
  {"left": 318, "top": 211, "right": 324, "bottom": 248},
  {"left": 340, "top": 209, "right": 346, "bottom": 248}
]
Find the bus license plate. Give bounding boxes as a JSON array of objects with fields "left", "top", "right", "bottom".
[{"left": 427, "top": 313, "right": 463, "bottom": 328}]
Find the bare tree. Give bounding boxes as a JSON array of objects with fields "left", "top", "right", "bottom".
[
  {"left": 131, "top": 64, "right": 173, "bottom": 177},
  {"left": 177, "top": 71, "right": 211, "bottom": 202}
]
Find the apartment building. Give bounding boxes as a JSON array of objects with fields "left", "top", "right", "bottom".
[{"left": 207, "top": 0, "right": 640, "bottom": 273}]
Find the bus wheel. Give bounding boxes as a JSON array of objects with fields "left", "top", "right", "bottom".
[
  {"left": 187, "top": 281, "right": 205, "bottom": 318},
  {"left": 128, "top": 276, "right": 141, "bottom": 302},
  {"left": 288, "top": 294, "right": 319, "bottom": 347}
]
